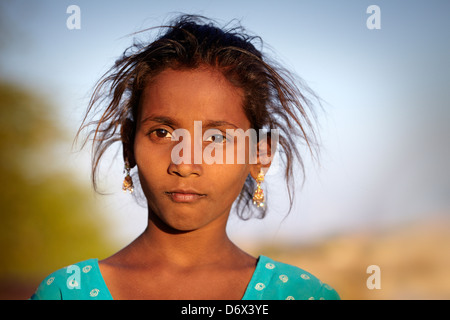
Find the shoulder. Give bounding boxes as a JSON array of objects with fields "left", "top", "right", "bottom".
[
  {"left": 30, "top": 259, "right": 112, "bottom": 300},
  {"left": 243, "top": 255, "right": 340, "bottom": 300}
]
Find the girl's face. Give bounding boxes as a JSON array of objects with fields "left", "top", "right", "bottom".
[{"left": 133, "top": 67, "right": 257, "bottom": 232}]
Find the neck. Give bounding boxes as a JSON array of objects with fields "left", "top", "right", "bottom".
[{"left": 132, "top": 208, "right": 239, "bottom": 268}]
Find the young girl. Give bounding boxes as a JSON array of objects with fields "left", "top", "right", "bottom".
[{"left": 31, "top": 15, "right": 339, "bottom": 300}]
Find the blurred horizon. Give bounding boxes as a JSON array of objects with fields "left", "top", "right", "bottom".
[{"left": 0, "top": 0, "right": 449, "bottom": 299}]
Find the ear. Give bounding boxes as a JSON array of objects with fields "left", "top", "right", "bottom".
[
  {"left": 121, "top": 118, "right": 136, "bottom": 168},
  {"left": 249, "top": 132, "right": 277, "bottom": 179}
]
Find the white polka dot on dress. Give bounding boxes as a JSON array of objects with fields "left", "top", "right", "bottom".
[
  {"left": 89, "top": 288, "right": 100, "bottom": 297},
  {"left": 255, "top": 283, "right": 265, "bottom": 291},
  {"left": 265, "top": 263, "right": 275, "bottom": 269},
  {"left": 67, "top": 279, "right": 79, "bottom": 288},
  {"left": 300, "top": 273, "right": 310, "bottom": 280},
  {"left": 82, "top": 265, "right": 92, "bottom": 273}
]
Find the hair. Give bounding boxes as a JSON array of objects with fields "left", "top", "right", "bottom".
[{"left": 76, "top": 14, "right": 321, "bottom": 220}]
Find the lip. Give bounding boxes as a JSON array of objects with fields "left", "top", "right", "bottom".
[{"left": 165, "top": 190, "right": 206, "bottom": 203}]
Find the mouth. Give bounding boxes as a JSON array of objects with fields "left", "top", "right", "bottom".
[{"left": 164, "top": 190, "right": 207, "bottom": 203}]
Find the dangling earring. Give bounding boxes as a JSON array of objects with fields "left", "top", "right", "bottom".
[
  {"left": 252, "top": 169, "right": 265, "bottom": 208},
  {"left": 122, "top": 160, "right": 134, "bottom": 193}
]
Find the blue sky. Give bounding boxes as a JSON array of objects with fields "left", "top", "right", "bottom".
[{"left": 1, "top": 0, "right": 449, "bottom": 245}]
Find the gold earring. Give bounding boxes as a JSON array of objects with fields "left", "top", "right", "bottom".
[
  {"left": 252, "top": 169, "right": 265, "bottom": 208},
  {"left": 122, "top": 160, "right": 134, "bottom": 193}
]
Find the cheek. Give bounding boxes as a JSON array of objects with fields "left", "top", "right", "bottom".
[
  {"left": 133, "top": 137, "right": 170, "bottom": 189},
  {"left": 134, "top": 131, "right": 173, "bottom": 164},
  {"left": 208, "top": 164, "right": 250, "bottom": 201}
]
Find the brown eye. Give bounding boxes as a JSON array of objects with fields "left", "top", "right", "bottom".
[
  {"left": 155, "top": 129, "right": 170, "bottom": 138},
  {"left": 148, "top": 128, "right": 173, "bottom": 141}
]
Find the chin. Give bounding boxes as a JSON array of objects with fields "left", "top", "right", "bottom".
[{"left": 149, "top": 207, "right": 219, "bottom": 234}]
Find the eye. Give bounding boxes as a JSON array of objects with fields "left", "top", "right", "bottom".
[
  {"left": 205, "top": 133, "right": 226, "bottom": 144},
  {"left": 148, "top": 128, "right": 173, "bottom": 141},
  {"left": 155, "top": 129, "right": 171, "bottom": 138}
]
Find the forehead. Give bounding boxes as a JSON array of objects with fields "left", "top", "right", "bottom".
[{"left": 138, "top": 67, "right": 250, "bottom": 128}]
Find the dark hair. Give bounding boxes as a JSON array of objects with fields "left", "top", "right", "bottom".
[{"left": 77, "top": 14, "right": 321, "bottom": 220}]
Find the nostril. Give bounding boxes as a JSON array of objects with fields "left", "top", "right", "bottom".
[{"left": 167, "top": 162, "right": 202, "bottom": 178}]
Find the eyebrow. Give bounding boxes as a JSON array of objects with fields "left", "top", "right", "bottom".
[
  {"left": 141, "top": 116, "right": 239, "bottom": 129},
  {"left": 141, "top": 115, "right": 180, "bottom": 127},
  {"left": 203, "top": 120, "right": 238, "bottom": 129}
]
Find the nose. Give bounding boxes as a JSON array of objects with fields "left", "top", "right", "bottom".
[
  {"left": 168, "top": 131, "right": 202, "bottom": 177},
  {"left": 168, "top": 161, "right": 202, "bottom": 177}
]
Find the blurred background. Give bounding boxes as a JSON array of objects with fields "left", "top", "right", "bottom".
[{"left": 0, "top": 0, "right": 449, "bottom": 300}]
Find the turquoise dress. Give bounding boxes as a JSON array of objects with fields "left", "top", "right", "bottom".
[{"left": 30, "top": 255, "right": 340, "bottom": 300}]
